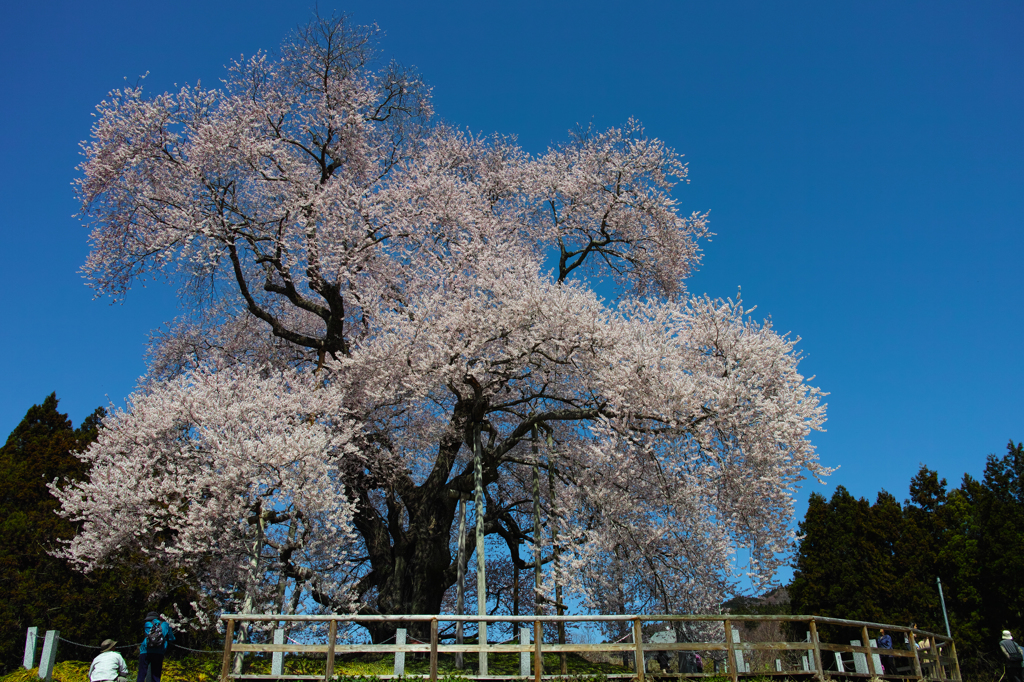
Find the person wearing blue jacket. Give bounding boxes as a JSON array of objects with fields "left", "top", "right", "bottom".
[{"left": 138, "top": 611, "right": 175, "bottom": 682}]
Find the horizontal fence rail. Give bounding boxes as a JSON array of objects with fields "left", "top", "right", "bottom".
[{"left": 217, "top": 613, "right": 960, "bottom": 682}]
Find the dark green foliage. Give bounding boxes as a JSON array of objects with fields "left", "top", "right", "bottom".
[
  {"left": 790, "top": 442, "right": 1024, "bottom": 677},
  {"left": 0, "top": 395, "right": 208, "bottom": 674}
]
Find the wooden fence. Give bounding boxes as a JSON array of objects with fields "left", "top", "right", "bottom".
[{"left": 218, "top": 613, "right": 960, "bottom": 682}]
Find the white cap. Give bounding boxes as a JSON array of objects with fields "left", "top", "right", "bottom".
[{"left": 1003, "top": 631, "right": 1013, "bottom": 640}]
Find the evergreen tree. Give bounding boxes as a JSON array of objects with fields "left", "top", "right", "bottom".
[
  {"left": 790, "top": 446, "right": 1024, "bottom": 677},
  {"left": 973, "top": 442, "right": 1024, "bottom": 657},
  {"left": 791, "top": 487, "right": 901, "bottom": 640},
  {"left": 0, "top": 395, "right": 207, "bottom": 673}
]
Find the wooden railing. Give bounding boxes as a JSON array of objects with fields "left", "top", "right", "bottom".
[{"left": 218, "top": 613, "right": 960, "bottom": 682}]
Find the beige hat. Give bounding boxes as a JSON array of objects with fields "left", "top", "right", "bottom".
[
  {"left": 1003, "top": 631, "right": 1013, "bottom": 640},
  {"left": 100, "top": 639, "right": 117, "bottom": 653}
]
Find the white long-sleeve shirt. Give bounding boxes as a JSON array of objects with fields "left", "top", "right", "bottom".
[{"left": 89, "top": 651, "right": 129, "bottom": 682}]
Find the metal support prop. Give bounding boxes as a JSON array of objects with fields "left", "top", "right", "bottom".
[
  {"left": 547, "top": 437, "right": 566, "bottom": 675},
  {"left": 532, "top": 426, "right": 543, "bottom": 677},
  {"left": 473, "top": 424, "right": 487, "bottom": 676},
  {"left": 220, "top": 619, "right": 235, "bottom": 682},
  {"left": 938, "top": 577, "right": 952, "bottom": 638},
  {"left": 455, "top": 496, "right": 467, "bottom": 669}
]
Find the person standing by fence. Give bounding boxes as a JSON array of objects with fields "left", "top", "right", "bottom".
[
  {"left": 877, "top": 628, "right": 894, "bottom": 674},
  {"left": 137, "top": 612, "right": 175, "bottom": 682},
  {"left": 89, "top": 639, "right": 129, "bottom": 682},
  {"left": 1000, "top": 630, "right": 1024, "bottom": 682}
]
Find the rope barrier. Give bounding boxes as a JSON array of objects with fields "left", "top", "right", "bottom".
[
  {"left": 57, "top": 636, "right": 102, "bottom": 649},
  {"left": 53, "top": 634, "right": 210, "bottom": 654},
  {"left": 173, "top": 645, "right": 220, "bottom": 654}
]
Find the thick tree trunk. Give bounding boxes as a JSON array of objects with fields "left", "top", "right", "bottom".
[{"left": 357, "top": 479, "right": 463, "bottom": 643}]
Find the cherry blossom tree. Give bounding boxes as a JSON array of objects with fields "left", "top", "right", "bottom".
[
  {"left": 64, "top": 13, "right": 828, "bottom": 639},
  {"left": 51, "top": 367, "right": 362, "bottom": 629}
]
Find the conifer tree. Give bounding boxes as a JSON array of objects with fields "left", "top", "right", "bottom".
[
  {"left": 790, "top": 446, "right": 1024, "bottom": 676},
  {"left": 0, "top": 395, "right": 204, "bottom": 673}
]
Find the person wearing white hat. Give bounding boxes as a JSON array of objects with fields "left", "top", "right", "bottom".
[
  {"left": 1000, "top": 631, "right": 1024, "bottom": 682},
  {"left": 89, "top": 639, "right": 129, "bottom": 682}
]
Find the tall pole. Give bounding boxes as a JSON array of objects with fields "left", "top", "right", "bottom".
[
  {"left": 531, "top": 426, "right": 543, "bottom": 675},
  {"left": 455, "top": 497, "right": 467, "bottom": 669},
  {"left": 547, "top": 434, "right": 566, "bottom": 674},
  {"left": 474, "top": 423, "right": 487, "bottom": 675},
  {"left": 937, "top": 577, "right": 951, "bottom": 637}
]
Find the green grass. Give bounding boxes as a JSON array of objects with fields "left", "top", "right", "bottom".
[{"left": 1, "top": 652, "right": 633, "bottom": 682}]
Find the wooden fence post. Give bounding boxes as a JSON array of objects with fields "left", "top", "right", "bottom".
[
  {"left": 724, "top": 620, "right": 738, "bottom": 682},
  {"left": 534, "top": 620, "right": 543, "bottom": 682},
  {"left": 38, "top": 630, "right": 59, "bottom": 682},
  {"left": 950, "top": 639, "right": 962, "bottom": 681},
  {"left": 859, "top": 626, "right": 878, "bottom": 676},
  {"left": 808, "top": 619, "right": 824, "bottom": 682},
  {"left": 429, "top": 619, "right": 438, "bottom": 682},
  {"left": 324, "top": 619, "right": 337, "bottom": 682},
  {"left": 909, "top": 631, "right": 923, "bottom": 681},
  {"left": 633, "top": 619, "right": 645, "bottom": 682},
  {"left": 23, "top": 627, "right": 38, "bottom": 670},
  {"left": 220, "top": 620, "right": 235, "bottom": 682}
]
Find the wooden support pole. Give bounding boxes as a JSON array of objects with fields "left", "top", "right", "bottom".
[
  {"left": 862, "top": 626, "right": 877, "bottom": 677},
  {"left": 634, "top": 618, "right": 646, "bottom": 682},
  {"left": 950, "top": 639, "right": 962, "bottom": 681},
  {"left": 724, "top": 619, "right": 738, "bottom": 682},
  {"left": 324, "top": 619, "right": 337, "bottom": 682},
  {"left": 909, "top": 631, "right": 923, "bottom": 681},
  {"left": 808, "top": 619, "right": 824, "bottom": 682},
  {"left": 429, "top": 618, "right": 438, "bottom": 682},
  {"left": 220, "top": 619, "right": 235, "bottom": 682},
  {"left": 534, "top": 620, "right": 543, "bottom": 682}
]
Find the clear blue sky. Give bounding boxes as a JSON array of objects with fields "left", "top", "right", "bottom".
[{"left": 1, "top": 1, "right": 1021, "bottom": 574}]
